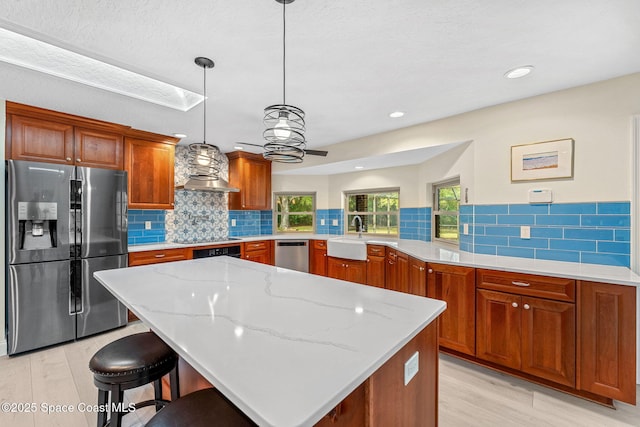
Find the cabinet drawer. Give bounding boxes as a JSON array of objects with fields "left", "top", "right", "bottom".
[
  {"left": 477, "top": 269, "right": 575, "bottom": 302},
  {"left": 129, "top": 249, "right": 189, "bottom": 266},
  {"left": 245, "top": 241, "right": 268, "bottom": 252},
  {"left": 313, "top": 240, "right": 327, "bottom": 249},
  {"left": 367, "top": 244, "right": 385, "bottom": 256}
]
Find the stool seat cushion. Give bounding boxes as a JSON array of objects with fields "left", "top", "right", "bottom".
[
  {"left": 146, "top": 388, "right": 256, "bottom": 427},
  {"left": 89, "top": 332, "right": 177, "bottom": 384}
]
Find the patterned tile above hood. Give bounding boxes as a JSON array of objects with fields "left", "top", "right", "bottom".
[{"left": 166, "top": 146, "right": 230, "bottom": 243}]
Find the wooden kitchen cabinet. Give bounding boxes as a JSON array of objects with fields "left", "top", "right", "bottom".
[
  {"left": 309, "top": 240, "right": 328, "bottom": 276},
  {"left": 6, "top": 102, "right": 126, "bottom": 169},
  {"left": 385, "top": 248, "right": 409, "bottom": 292},
  {"left": 427, "top": 263, "right": 476, "bottom": 355},
  {"left": 578, "top": 281, "right": 636, "bottom": 404},
  {"left": 227, "top": 151, "right": 272, "bottom": 210},
  {"left": 408, "top": 257, "right": 427, "bottom": 296},
  {"left": 125, "top": 134, "right": 178, "bottom": 209},
  {"left": 476, "top": 270, "right": 576, "bottom": 387},
  {"left": 244, "top": 240, "right": 274, "bottom": 265},
  {"left": 366, "top": 245, "right": 386, "bottom": 288},
  {"left": 327, "top": 257, "right": 367, "bottom": 285}
]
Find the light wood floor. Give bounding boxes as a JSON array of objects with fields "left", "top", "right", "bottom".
[{"left": 0, "top": 322, "right": 638, "bottom": 427}]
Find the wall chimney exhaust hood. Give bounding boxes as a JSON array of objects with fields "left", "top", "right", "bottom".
[{"left": 176, "top": 177, "right": 239, "bottom": 192}]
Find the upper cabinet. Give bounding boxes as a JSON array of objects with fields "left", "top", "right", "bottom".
[
  {"left": 6, "top": 102, "right": 126, "bottom": 169},
  {"left": 227, "top": 151, "right": 272, "bottom": 210},
  {"left": 124, "top": 133, "right": 178, "bottom": 210}
]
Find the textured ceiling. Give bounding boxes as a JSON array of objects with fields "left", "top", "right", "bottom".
[{"left": 1, "top": 0, "right": 639, "bottom": 159}]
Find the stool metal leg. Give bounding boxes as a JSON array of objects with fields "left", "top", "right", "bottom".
[
  {"left": 153, "top": 379, "right": 163, "bottom": 411},
  {"left": 97, "top": 389, "right": 108, "bottom": 427},
  {"left": 170, "top": 364, "right": 180, "bottom": 401},
  {"left": 110, "top": 384, "right": 124, "bottom": 427}
]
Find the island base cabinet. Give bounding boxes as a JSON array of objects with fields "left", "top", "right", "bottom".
[{"left": 578, "top": 281, "right": 636, "bottom": 405}]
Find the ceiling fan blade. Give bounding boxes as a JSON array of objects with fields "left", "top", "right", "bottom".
[
  {"left": 236, "top": 142, "right": 328, "bottom": 157},
  {"left": 304, "top": 149, "right": 328, "bottom": 157}
]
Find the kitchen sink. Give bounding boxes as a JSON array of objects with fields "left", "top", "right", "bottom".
[{"left": 327, "top": 237, "right": 367, "bottom": 261}]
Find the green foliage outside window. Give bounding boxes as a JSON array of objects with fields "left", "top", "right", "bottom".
[{"left": 275, "top": 194, "right": 314, "bottom": 232}]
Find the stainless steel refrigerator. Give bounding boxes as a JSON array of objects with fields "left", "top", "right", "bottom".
[{"left": 6, "top": 160, "right": 128, "bottom": 355}]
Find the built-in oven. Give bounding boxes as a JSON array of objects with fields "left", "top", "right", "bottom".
[{"left": 192, "top": 245, "right": 242, "bottom": 259}]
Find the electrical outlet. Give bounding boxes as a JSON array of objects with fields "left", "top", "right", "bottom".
[
  {"left": 320, "top": 219, "right": 325, "bottom": 226},
  {"left": 520, "top": 225, "right": 530, "bottom": 239},
  {"left": 231, "top": 219, "right": 237, "bottom": 227},
  {"left": 332, "top": 219, "right": 338, "bottom": 226},
  {"left": 463, "top": 223, "right": 469, "bottom": 235},
  {"left": 145, "top": 221, "right": 151, "bottom": 230},
  {"left": 404, "top": 351, "right": 419, "bottom": 385}
]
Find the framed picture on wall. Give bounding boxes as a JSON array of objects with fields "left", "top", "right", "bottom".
[{"left": 511, "top": 138, "right": 574, "bottom": 182}]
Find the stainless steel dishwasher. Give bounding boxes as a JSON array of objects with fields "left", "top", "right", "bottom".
[{"left": 275, "top": 240, "right": 309, "bottom": 273}]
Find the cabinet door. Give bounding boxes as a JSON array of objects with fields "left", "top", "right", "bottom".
[
  {"left": 476, "top": 289, "right": 521, "bottom": 369},
  {"left": 245, "top": 249, "right": 270, "bottom": 265},
  {"left": 366, "top": 256, "right": 386, "bottom": 288},
  {"left": 344, "top": 261, "right": 367, "bottom": 285},
  {"left": 521, "top": 297, "right": 575, "bottom": 387},
  {"left": 227, "top": 152, "right": 272, "bottom": 210},
  {"left": 74, "top": 127, "right": 123, "bottom": 169},
  {"left": 309, "top": 240, "right": 328, "bottom": 276},
  {"left": 9, "top": 115, "right": 74, "bottom": 164},
  {"left": 395, "top": 252, "right": 409, "bottom": 293},
  {"left": 408, "top": 257, "right": 426, "bottom": 296},
  {"left": 427, "top": 263, "right": 476, "bottom": 355},
  {"left": 385, "top": 249, "right": 397, "bottom": 290},
  {"left": 327, "top": 257, "right": 345, "bottom": 281},
  {"left": 578, "top": 281, "right": 636, "bottom": 404},
  {"left": 125, "top": 138, "right": 175, "bottom": 209}
]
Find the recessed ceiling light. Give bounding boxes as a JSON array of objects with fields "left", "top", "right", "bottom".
[
  {"left": 0, "top": 27, "right": 203, "bottom": 111},
  {"left": 173, "top": 133, "right": 187, "bottom": 138},
  {"left": 504, "top": 65, "right": 534, "bottom": 79},
  {"left": 233, "top": 146, "right": 244, "bottom": 150},
  {"left": 354, "top": 166, "right": 364, "bottom": 170},
  {"left": 389, "top": 111, "right": 405, "bottom": 118}
]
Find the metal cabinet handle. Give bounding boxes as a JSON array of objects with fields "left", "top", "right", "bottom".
[
  {"left": 419, "top": 267, "right": 425, "bottom": 271},
  {"left": 388, "top": 260, "right": 394, "bottom": 265},
  {"left": 345, "top": 264, "right": 349, "bottom": 268},
  {"left": 76, "top": 158, "right": 82, "bottom": 162},
  {"left": 323, "top": 253, "right": 327, "bottom": 257},
  {"left": 428, "top": 268, "right": 433, "bottom": 273},
  {"left": 512, "top": 302, "right": 518, "bottom": 308},
  {"left": 523, "top": 304, "right": 530, "bottom": 310},
  {"left": 367, "top": 259, "right": 370, "bottom": 262},
  {"left": 154, "top": 254, "right": 166, "bottom": 258},
  {"left": 512, "top": 281, "right": 530, "bottom": 287},
  {"left": 66, "top": 157, "right": 72, "bottom": 161}
]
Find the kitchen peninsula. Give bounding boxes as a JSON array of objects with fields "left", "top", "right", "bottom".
[{"left": 94, "top": 256, "right": 446, "bottom": 426}]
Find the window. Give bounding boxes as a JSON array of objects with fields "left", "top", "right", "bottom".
[
  {"left": 345, "top": 189, "right": 399, "bottom": 236},
  {"left": 274, "top": 193, "right": 315, "bottom": 233},
  {"left": 433, "top": 179, "right": 460, "bottom": 244}
]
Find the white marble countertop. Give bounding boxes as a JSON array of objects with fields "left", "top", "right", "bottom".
[
  {"left": 129, "top": 234, "right": 640, "bottom": 287},
  {"left": 94, "top": 257, "right": 446, "bottom": 427}
]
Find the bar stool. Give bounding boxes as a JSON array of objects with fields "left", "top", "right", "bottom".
[
  {"left": 89, "top": 332, "right": 180, "bottom": 427},
  {"left": 145, "top": 388, "right": 256, "bottom": 427}
]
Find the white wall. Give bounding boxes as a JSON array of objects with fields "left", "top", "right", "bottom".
[
  {"left": 1, "top": 101, "right": 6, "bottom": 355},
  {"left": 274, "top": 73, "right": 640, "bottom": 207}
]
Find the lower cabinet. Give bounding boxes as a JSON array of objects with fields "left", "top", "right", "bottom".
[
  {"left": 327, "top": 257, "right": 367, "bottom": 284},
  {"left": 408, "top": 257, "right": 426, "bottom": 296},
  {"left": 385, "top": 248, "right": 409, "bottom": 292},
  {"left": 366, "top": 245, "right": 386, "bottom": 288},
  {"left": 243, "top": 240, "right": 274, "bottom": 265},
  {"left": 578, "top": 281, "right": 636, "bottom": 404},
  {"left": 310, "top": 240, "right": 328, "bottom": 276},
  {"left": 427, "top": 263, "right": 476, "bottom": 356},
  {"left": 476, "top": 289, "right": 576, "bottom": 387}
]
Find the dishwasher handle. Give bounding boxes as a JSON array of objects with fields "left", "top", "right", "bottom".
[{"left": 276, "top": 241, "right": 308, "bottom": 247}]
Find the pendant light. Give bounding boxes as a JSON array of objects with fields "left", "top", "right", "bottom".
[
  {"left": 263, "top": 0, "right": 306, "bottom": 163},
  {"left": 189, "top": 57, "right": 221, "bottom": 181}
]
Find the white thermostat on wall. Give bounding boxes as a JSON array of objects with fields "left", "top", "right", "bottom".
[{"left": 528, "top": 188, "right": 553, "bottom": 204}]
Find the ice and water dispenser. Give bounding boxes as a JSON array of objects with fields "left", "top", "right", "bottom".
[{"left": 17, "top": 201, "right": 58, "bottom": 250}]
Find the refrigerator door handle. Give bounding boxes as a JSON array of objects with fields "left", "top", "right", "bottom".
[{"left": 69, "top": 260, "right": 83, "bottom": 314}]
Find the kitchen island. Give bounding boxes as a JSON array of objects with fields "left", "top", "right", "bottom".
[{"left": 94, "top": 256, "right": 446, "bottom": 426}]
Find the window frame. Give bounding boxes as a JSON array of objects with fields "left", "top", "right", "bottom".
[
  {"left": 432, "top": 178, "right": 460, "bottom": 245},
  {"left": 344, "top": 188, "right": 400, "bottom": 237},
  {"left": 273, "top": 192, "right": 316, "bottom": 234}
]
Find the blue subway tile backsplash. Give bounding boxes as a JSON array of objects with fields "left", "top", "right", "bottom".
[
  {"left": 128, "top": 210, "right": 166, "bottom": 245},
  {"left": 461, "top": 201, "right": 631, "bottom": 267},
  {"left": 399, "top": 207, "right": 431, "bottom": 241}
]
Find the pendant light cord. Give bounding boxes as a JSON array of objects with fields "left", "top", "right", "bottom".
[
  {"left": 282, "top": 0, "right": 286, "bottom": 105},
  {"left": 203, "top": 63, "right": 207, "bottom": 144}
]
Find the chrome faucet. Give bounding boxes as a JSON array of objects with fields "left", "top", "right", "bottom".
[{"left": 352, "top": 215, "right": 363, "bottom": 238}]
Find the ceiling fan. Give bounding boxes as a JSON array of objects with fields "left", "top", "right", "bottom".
[{"left": 235, "top": 142, "right": 328, "bottom": 157}]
